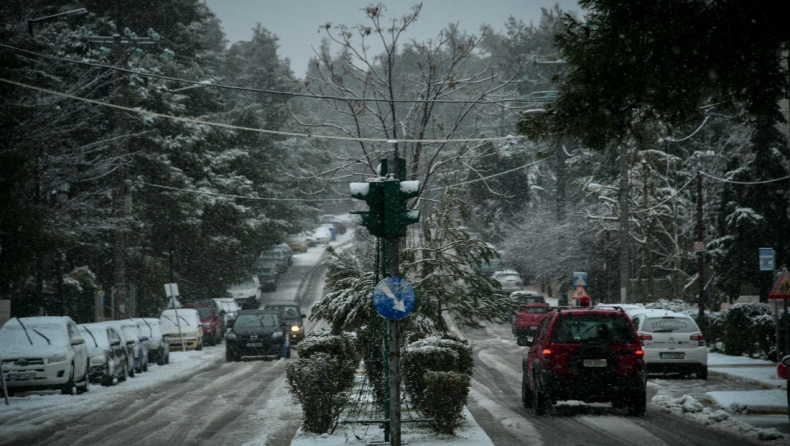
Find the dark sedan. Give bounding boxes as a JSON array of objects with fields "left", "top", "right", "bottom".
[
  {"left": 225, "top": 310, "right": 286, "bottom": 361},
  {"left": 78, "top": 323, "right": 129, "bottom": 386}
]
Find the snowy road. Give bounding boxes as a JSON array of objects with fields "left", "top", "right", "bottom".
[
  {"left": 0, "top": 239, "right": 337, "bottom": 446},
  {"left": 461, "top": 319, "right": 780, "bottom": 446}
]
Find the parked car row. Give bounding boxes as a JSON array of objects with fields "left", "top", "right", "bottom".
[{"left": 0, "top": 315, "right": 175, "bottom": 397}]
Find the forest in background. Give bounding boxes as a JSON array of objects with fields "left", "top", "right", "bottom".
[{"left": 0, "top": 1, "right": 787, "bottom": 322}]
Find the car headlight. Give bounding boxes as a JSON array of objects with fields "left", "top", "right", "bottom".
[
  {"left": 48, "top": 353, "right": 67, "bottom": 364},
  {"left": 272, "top": 331, "right": 283, "bottom": 339},
  {"left": 290, "top": 325, "right": 300, "bottom": 333},
  {"left": 226, "top": 332, "right": 237, "bottom": 341},
  {"left": 90, "top": 354, "right": 107, "bottom": 366}
]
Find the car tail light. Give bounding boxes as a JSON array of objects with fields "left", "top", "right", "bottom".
[
  {"left": 691, "top": 334, "right": 706, "bottom": 346},
  {"left": 635, "top": 349, "right": 644, "bottom": 358},
  {"left": 639, "top": 334, "right": 652, "bottom": 343},
  {"left": 541, "top": 349, "right": 552, "bottom": 368}
]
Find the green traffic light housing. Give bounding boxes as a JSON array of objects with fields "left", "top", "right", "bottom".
[{"left": 350, "top": 181, "right": 385, "bottom": 237}]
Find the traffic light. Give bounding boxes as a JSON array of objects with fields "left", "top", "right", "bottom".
[
  {"left": 350, "top": 179, "right": 420, "bottom": 238},
  {"left": 350, "top": 181, "right": 385, "bottom": 237},
  {"left": 382, "top": 179, "right": 420, "bottom": 237}
]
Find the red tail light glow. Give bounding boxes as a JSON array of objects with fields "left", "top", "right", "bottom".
[
  {"left": 635, "top": 349, "right": 644, "bottom": 358},
  {"left": 691, "top": 334, "right": 706, "bottom": 346},
  {"left": 639, "top": 334, "right": 652, "bottom": 342}
]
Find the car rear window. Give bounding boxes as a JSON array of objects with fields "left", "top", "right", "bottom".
[
  {"left": 642, "top": 317, "right": 698, "bottom": 333},
  {"left": 521, "top": 306, "right": 550, "bottom": 314},
  {"left": 550, "top": 314, "right": 636, "bottom": 343}
]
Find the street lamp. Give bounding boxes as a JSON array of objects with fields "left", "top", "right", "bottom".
[{"left": 28, "top": 8, "right": 88, "bottom": 35}]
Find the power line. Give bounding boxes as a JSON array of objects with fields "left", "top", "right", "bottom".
[
  {"left": 700, "top": 171, "right": 790, "bottom": 185},
  {"left": 0, "top": 76, "right": 523, "bottom": 144},
  {"left": 0, "top": 42, "right": 525, "bottom": 106},
  {"left": 138, "top": 181, "right": 350, "bottom": 202}
]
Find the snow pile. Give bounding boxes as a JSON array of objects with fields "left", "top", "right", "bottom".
[{"left": 651, "top": 391, "right": 787, "bottom": 443}]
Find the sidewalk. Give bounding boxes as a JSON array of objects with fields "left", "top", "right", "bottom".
[{"left": 705, "top": 352, "right": 788, "bottom": 415}]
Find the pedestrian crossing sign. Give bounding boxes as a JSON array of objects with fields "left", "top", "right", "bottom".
[{"left": 768, "top": 268, "right": 790, "bottom": 300}]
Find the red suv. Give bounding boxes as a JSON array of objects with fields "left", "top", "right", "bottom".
[
  {"left": 182, "top": 302, "right": 223, "bottom": 346},
  {"left": 512, "top": 302, "right": 551, "bottom": 337},
  {"left": 518, "top": 306, "right": 646, "bottom": 415}
]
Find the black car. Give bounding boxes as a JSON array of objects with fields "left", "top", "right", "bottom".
[
  {"left": 256, "top": 262, "right": 278, "bottom": 292},
  {"left": 225, "top": 310, "right": 286, "bottom": 361},
  {"left": 78, "top": 323, "right": 129, "bottom": 386},
  {"left": 263, "top": 302, "right": 306, "bottom": 344}
]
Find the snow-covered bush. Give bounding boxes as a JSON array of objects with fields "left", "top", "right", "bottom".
[
  {"left": 402, "top": 334, "right": 473, "bottom": 425},
  {"left": 286, "top": 330, "right": 359, "bottom": 434},
  {"left": 423, "top": 371, "right": 470, "bottom": 435},
  {"left": 700, "top": 302, "right": 775, "bottom": 359}
]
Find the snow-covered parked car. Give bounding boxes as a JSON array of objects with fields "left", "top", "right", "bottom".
[
  {"left": 160, "top": 308, "right": 203, "bottom": 350},
  {"left": 226, "top": 277, "right": 262, "bottom": 309},
  {"left": 0, "top": 316, "right": 90, "bottom": 396},
  {"left": 137, "top": 318, "right": 170, "bottom": 366},
  {"left": 78, "top": 322, "right": 129, "bottom": 386}
]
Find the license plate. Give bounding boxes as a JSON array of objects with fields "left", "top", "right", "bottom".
[
  {"left": 660, "top": 352, "right": 685, "bottom": 360},
  {"left": 246, "top": 342, "right": 262, "bottom": 347},
  {"left": 8, "top": 372, "right": 36, "bottom": 380},
  {"left": 583, "top": 359, "right": 607, "bottom": 367}
]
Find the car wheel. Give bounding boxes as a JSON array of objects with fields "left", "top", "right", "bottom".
[
  {"left": 101, "top": 364, "right": 113, "bottom": 387},
  {"left": 532, "top": 375, "right": 549, "bottom": 415},
  {"left": 128, "top": 360, "right": 136, "bottom": 378},
  {"left": 627, "top": 388, "right": 647, "bottom": 416},
  {"left": 521, "top": 374, "right": 533, "bottom": 409},
  {"left": 76, "top": 360, "right": 90, "bottom": 394},
  {"left": 697, "top": 366, "right": 708, "bottom": 380},
  {"left": 225, "top": 350, "right": 235, "bottom": 362},
  {"left": 118, "top": 361, "right": 127, "bottom": 383},
  {"left": 61, "top": 364, "right": 76, "bottom": 395}
]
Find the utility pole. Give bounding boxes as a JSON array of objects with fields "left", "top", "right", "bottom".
[
  {"left": 386, "top": 141, "right": 402, "bottom": 446},
  {"left": 618, "top": 142, "right": 630, "bottom": 304},
  {"left": 696, "top": 171, "right": 706, "bottom": 332}
]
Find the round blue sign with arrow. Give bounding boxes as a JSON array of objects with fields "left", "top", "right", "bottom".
[{"left": 373, "top": 277, "right": 415, "bottom": 320}]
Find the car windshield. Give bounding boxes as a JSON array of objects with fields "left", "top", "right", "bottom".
[
  {"left": 0, "top": 320, "right": 68, "bottom": 346},
  {"left": 230, "top": 279, "right": 257, "bottom": 289},
  {"left": 194, "top": 307, "right": 211, "bottom": 318},
  {"left": 80, "top": 326, "right": 108, "bottom": 348},
  {"left": 521, "top": 306, "right": 550, "bottom": 315},
  {"left": 643, "top": 317, "right": 698, "bottom": 333},
  {"left": 551, "top": 314, "right": 636, "bottom": 343},
  {"left": 272, "top": 306, "right": 299, "bottom": 320},
  {"left": 235, "top": 313, "right": 280, "bottom": 328}
]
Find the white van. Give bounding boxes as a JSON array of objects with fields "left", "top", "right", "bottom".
[
  {"left": 226, "top": 277, "right": 261, "bottom": 309},
  {"left": 159, "top": 308, "right": 203, "bottom": 350}
]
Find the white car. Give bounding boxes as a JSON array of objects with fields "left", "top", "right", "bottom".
[
  {"left": 213, "top": 297, "right": 241, "bottom": 328},
  {"left": 627, "top": 308, "right": 708, "bottom": 379},
  {"left": 491, "top": 270, "right": 524, "bottom": 295},
  {"left": 160, "top": 308, "right": 203, "bottom": 350},
  {"left": 226, "top": 277, "right": 262, "bottom": 309},
  {"left": 313, "top": 226, "right": 331, "bottom": 244},
  {"left": 0, "top": 316, "right": 90, "bottom": 395}
]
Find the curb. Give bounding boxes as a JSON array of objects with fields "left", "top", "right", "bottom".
[{"left": 709, "top": 369, "right": 787, "bottom": 391}]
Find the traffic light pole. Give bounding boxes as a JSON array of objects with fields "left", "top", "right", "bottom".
[{"left": 386, "top": 141, "right": 402, "bottom": 446}]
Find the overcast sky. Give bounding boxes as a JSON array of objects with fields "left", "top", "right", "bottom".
[{"left": 203, "top": 0, "right": 580, "bottom": 77}]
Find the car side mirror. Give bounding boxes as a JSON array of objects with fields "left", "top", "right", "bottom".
[
  {"left": 516, "top": 336, "right": 532, "bottom": 347},
  {"left": 140, "top": 336, "right": 149, "bottom": 342},
  {"left": 782, "top": 355, "right": 790, "bottom": 367},
  {"left": 72, "top": 337, "right": 85, "bottom": 346},
  {"left": 111, "top": 340, "right": 121, "bottom": 347},
  {"left": 226, "top": 319, "right": 235, "bottom": 328}
]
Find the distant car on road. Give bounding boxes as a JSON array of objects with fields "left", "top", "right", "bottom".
[
  {"left": 626, "top": 308, "right": 708, "bottom": 379},
  {"left": 226, "top": 276, "right": 262, "bottom": 309},
  {"left": 263, "top": 301, "right": 307, "bottom": 344},
  {"left": 225, "top": 310, "right": 286, "bottom": 361},
  {"left": 491, "top": 270, "right": 524, "bottom": 295},
  {"left": 511, "top": 302, "right": 551, "bottom": 337}
]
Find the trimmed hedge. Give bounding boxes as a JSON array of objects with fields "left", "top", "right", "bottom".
[
  {"left": 423, "top": 371, "right": 470, "bottom": 435},
  {"left": 286, "top": 330, "right": 359, "bottom": 434},
  {"left": 402, "top": 334, "right": 473, "bottom": 432}
]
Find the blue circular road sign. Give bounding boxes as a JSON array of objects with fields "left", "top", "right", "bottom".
[{"left": 373, "top": 277, "right": 415, "bottom": 320}]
